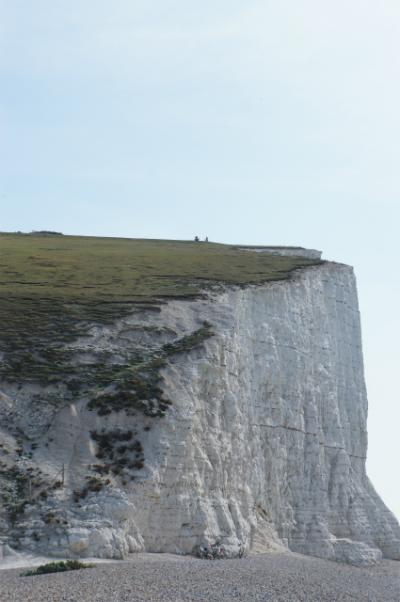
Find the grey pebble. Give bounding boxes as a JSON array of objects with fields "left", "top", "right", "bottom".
[{"left": 0, "top": 552, "right": 399, "bottom": 602}]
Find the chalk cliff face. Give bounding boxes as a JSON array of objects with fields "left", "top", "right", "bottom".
[{"left": 0, "top": 261, "right": 399, "bottom": 566}]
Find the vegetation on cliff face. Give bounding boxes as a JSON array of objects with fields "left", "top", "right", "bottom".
[{"left": 87, "top": 322, "right": 214, "bottom": 416}]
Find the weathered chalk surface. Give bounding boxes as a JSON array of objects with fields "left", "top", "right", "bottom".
[{"left": 0, "top": 261, "right": 399, "bottom": 566}]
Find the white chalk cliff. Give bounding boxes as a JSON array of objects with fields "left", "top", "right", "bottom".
[{"left": 0, "top": 259, "right": 399, "bottom": 566}]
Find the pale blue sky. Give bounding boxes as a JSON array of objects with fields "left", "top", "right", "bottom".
[{"left": 1, "top": 1, "right": 399, "bottom": 519}]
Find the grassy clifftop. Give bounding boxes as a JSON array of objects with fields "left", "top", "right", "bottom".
[
  {"left": 0, "top": 234, "right": 320, "bottom": 300},
  {"left": 0, "top": 234, "right": 320, "bottom": 359}
]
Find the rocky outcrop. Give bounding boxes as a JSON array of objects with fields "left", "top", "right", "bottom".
[
  {"left": 0, "top": 260, "right": 399, "bottom": 566},
  {"left": 239, "top": 246, "right": 322, "bottom": 259}
]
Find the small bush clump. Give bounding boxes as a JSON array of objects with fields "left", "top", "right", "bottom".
[
  {"left": 89, "top": 429, "right": 145, "bottom": 481},
  {"left": 21, "top": 560, "right": 94, "bottom": 577},
  {"left": 90, "top": 429, "right": 134, "bottom": 459},
  {"left": 73, "top": 476, "right": 104, "bottom": 502}
]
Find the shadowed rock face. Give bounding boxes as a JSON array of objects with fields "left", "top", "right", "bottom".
[{"left": 0, "top": 261, "right": 399, "bottom": 566}]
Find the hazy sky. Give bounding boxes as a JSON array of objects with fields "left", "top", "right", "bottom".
[{"left": 1, "top": 2, "right": 399, "bottom": 519}]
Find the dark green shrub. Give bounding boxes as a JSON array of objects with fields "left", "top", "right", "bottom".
[
  {"left": 21, "top": 560, "right": 94, "bottom": 577},
  {"left": 162, "top": 321, "right": 214, "bottom": 355}
]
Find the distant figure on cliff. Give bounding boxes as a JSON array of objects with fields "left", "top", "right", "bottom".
[
  {"left": 194, "top": 236, "right": 199, "bottom": 242},
  {"left": 205, "top": 236, "right": 208, "bottom": 242}
]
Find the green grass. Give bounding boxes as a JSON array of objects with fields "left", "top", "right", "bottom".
[
  {"left": 0, "top": 234, "right": 321, "bottom": 382},
  {"left": 20, "top": 560, "right": 94, "bottom": 577},
  {"left": 0, "top": 233, "right": 319, "bottom": 300}
]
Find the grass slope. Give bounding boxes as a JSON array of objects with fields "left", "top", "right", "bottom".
[{"left": 0, "top": 234, "right": 320, "bottom": 357}]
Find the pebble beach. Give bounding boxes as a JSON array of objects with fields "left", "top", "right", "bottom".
[{"left": 1, "top": 552, "right": 399, "bottom": 602}]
